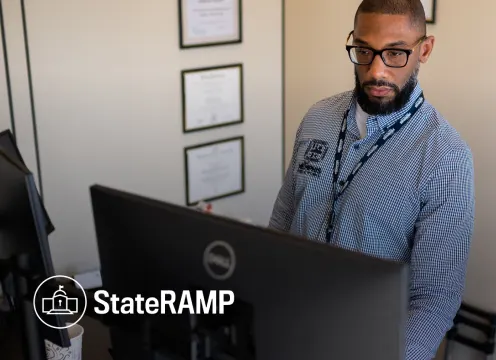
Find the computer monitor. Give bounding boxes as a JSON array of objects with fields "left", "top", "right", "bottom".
[
  {"left": 90, "top": 184, "right": 409, "bottom": 360},
  {"left": 0, "top": 150, "right": 70, "bottom": 358},
  {"left": 0, "top": 129, "right": 54, "bottom": 234},
  {"left": 0, "top": 129, "right": 25, "bottom": 164}
]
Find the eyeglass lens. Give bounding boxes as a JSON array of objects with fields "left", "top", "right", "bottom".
[{"left": 349, "top": 48, "right": 408, "bottom": 67}]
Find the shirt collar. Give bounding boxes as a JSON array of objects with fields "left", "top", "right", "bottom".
[{"left": 347, "top": 82, "right": 424, "bottom": 135}]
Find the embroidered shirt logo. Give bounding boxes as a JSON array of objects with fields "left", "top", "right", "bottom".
[
  {"left": 298, "top": 139, "right": 329, "bottom": 178},
  {"left": 304, "top": 140, "right": 329, "bottom": 162}
]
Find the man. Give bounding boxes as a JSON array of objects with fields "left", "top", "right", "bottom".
[{"left": 269, "top": 0, "right": 475, "bottom": 359}]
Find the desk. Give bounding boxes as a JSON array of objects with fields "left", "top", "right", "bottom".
[{"left": 1, "top": 310, "right": 448, "bottom": 360}]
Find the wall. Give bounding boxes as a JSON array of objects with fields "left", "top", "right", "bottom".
[
  {"left": 1, "top": 0, "right": 283, "bottom": 275},
  {"left": 0, "top": 0, "right": 41, "bottom": 190},
  {"left": 285, "top": 0, "right": 495, "bottom": 358},
  {"left": 0, "top": 23, "right": 11, "bottom": 133}
]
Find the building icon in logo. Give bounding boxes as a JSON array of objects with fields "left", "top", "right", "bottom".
[{"left": 42, "top": 285, "right": 78, "bottom": 315}]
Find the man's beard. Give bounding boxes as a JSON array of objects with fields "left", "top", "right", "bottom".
[{"left": 355, "top": 65, "right": 419, "bottom": 116}]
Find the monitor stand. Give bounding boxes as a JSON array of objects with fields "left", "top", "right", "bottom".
[
  {"left": 2, "top": 253, "right": 54, "bottom": 360},
  {"left": 107, "top": 295, "right": 256, "bottom": 360}
]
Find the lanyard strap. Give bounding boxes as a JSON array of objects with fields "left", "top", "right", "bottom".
[{"left": 326, "top": 92, "right": 425, "bottom": 242}]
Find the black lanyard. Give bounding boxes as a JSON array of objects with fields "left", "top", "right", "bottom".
[{"left": 325, "top": 92, "right": 425, "bottom": 243}]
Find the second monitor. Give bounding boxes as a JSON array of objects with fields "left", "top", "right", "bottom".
[{"left": 90, "top": 184, "right": 409, "bottom": 360}]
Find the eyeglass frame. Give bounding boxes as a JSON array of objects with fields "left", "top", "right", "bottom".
[{"left": 345, "top": 30, "right": 427, "bottom": 68}]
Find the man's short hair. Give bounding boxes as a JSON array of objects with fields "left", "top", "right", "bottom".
[{"left": 354, "top": 0, "right": 427, "bottom": 35}]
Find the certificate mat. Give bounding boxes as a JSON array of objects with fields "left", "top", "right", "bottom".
[
  {"left": 182, "top": 64, "right": 243, "bottom": 132},
  {"left": 179, "top": 0, "right": 242, "bottom": 48},
  {"left": 184, "top": 137, "right": 245, "bottom": 205},
  {"left": 420, "top": 0, "right": 436, "bottom": 23}
]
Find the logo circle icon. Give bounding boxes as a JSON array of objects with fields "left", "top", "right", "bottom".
[
  {"left": 33, "top": 275, "right": 87, "bottom": 330},
  {"left": 203, "top": 240, "right": 236, "bottom": 280}
]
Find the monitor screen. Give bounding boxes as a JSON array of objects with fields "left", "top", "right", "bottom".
[
  {"left": 0, "top": 129, "right": 54, "bottom": 234},
  {"left": 0, "top": 150, "right": 70, "bottom": 348},
  {"left": 90, "top": 184, "right": 409, "bottom": 360},
  {"left": 0, "top": 129, "right": 25, "bottom": 166}
]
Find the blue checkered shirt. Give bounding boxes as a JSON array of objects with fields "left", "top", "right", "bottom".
[{"left": 269, "top": 83, "right": 475, "bottom": 360}]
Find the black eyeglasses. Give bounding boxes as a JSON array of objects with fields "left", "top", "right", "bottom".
[{"left": 345, "top": 30, "right": 427, "bottom": 68}]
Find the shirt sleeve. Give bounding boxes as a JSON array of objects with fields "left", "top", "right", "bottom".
[
  {"left": 268, "top": 122, "right": 304, "bottom": 232},
  {"left": 406, "top": 148, "right": 475, "bottom": 360}
]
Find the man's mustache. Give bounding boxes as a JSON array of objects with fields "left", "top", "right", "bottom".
[{"left": 362, "top": 79, "right": 399, "bottom": 92}]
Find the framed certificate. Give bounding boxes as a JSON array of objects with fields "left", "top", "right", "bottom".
[
  {"left": 421, "top": 0, "right": 436, "bottom": 23},
  {"left": 184, "top": 136, "right": 245, "bottom": 206},
  {"left": 181, "top": 64, "right": 244, "bottom": 133},
  {"left": 178, "top": 0, "right": 242, "bottom": 49}
]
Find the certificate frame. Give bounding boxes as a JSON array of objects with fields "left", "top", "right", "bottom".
[
  {"left": 181, "top": 63, "right": 244, "bottom": 133},
  {"left": 178, "top": 0, "right": 243, "bottom": 49},
  {"left": 184, "top": 136, "right": 245, "bottom": 206},
  {"left": 421, "top": 0, "right": 436, "bottom": 23}
]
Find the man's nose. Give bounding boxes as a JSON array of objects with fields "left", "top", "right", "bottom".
[{"left": 368, "top": 54, "right": 387, "bottom": 79}]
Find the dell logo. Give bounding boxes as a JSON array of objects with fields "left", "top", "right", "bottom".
[
  {"left": 207, "top": 253, "right": 231, "bottom": 269},
  {"left": 203, "top": 241, "right": 236, "bottom": 280}
]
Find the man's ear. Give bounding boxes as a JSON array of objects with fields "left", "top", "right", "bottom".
[{"left": 419, "top": 35, "right": 435, "bottom": 63}]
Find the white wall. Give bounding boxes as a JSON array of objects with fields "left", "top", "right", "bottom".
[
  {"left": 1, "top": 0, "right": 41, "bottom": 190},
  {"left": 285, "top": 0, "right": 495, "bottom": 359},
  {"left": 0, "top": 24, "right": 12, "bottom": 133},
  {"left": 4, "top": 0, "right": 283, "bottom": 275},
  {"left": 0, "top": 76, "right": 10, "bottom": 133}
]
